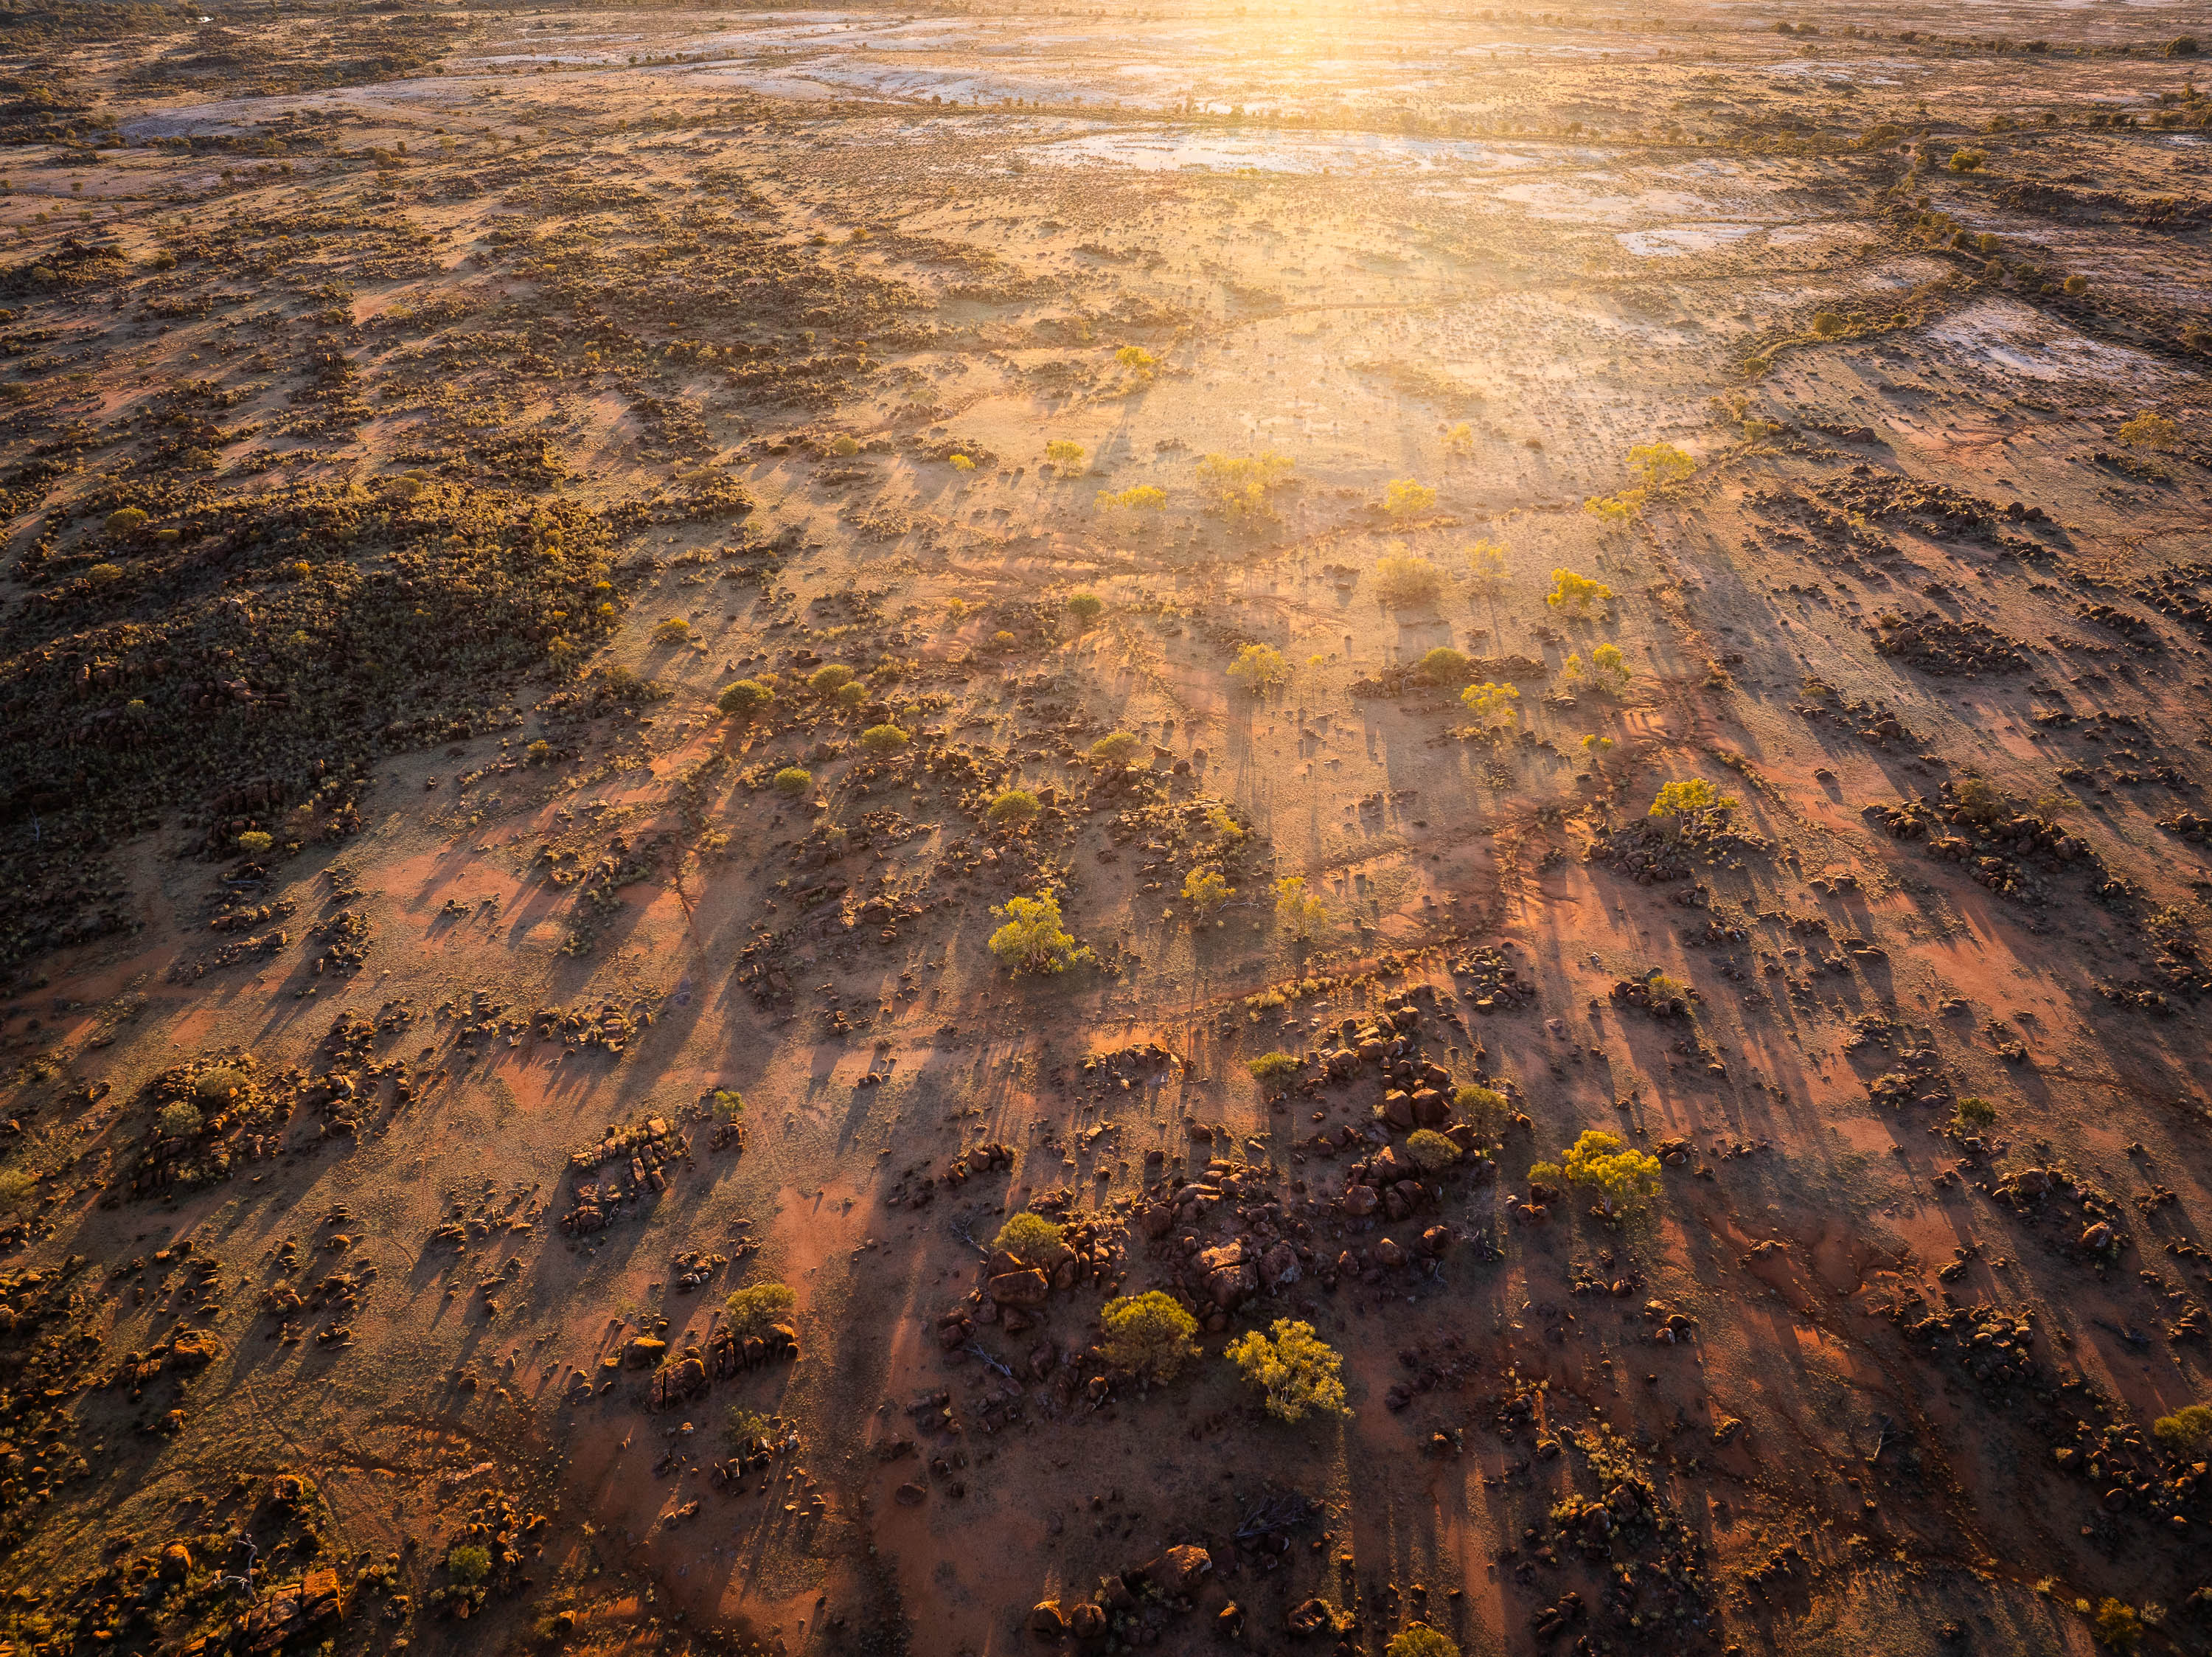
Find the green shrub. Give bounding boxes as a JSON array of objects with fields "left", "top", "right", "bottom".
[
  {"left": 1274, "top": 875, "right": 1325, "bottom": 938},
  {"left": 1067, "top": 591, "right": 1104, "bottom": 623},
  {"left": 1649, "top": 779, "right": 1736, "bottom": 823},
  {"left": 860, "top": 723, "right": 908, "bottom": 754},
  {"left": 1374, "top": 555, "right": 1444, "bottom": 608},
  {"left": 446, "top": 1545, "right": 492, "bottom": 1585},
  {"left": 235, "top": 830, "right": 273, "bottom": 854},
  {"left": 1406, "top": 1128, "right": 1460, "bottom": 1172},
  {"left": 652, "top": 616, "right": 691, "bottom": 643},
  {"left": 2153, "top": 1403, "right": 2212, "bottom": 1453},
  {"left": 1382, "top": 477, "right": 1436, "bottom": 517},
  {"left": 1559, "top": 1129, "right": 1663, "bottom": 1216},
  {"left": 988, "top": 892, "right": 1084, "bottom": 973},
  {"left": 829, "top": 434, "right": 860, "bottom": 457},
  {"left": 1546, "top": 569, "right": 1613, "bottom": 612},
  {"left": 807, "top": 664, "right": 855, "bottom": 696},
  {"left": 992, "top": 1211, "right": 1064, "bottom": 1261},
  {"left": 0, "top": 1169, "right": 32, "bottom": 1213},
  {"left": 1467, "top": 539, "right": 1509, "bottom": 590},
  {"left": 1416, "top": 646, "right": 1472, "bottom": 685},
  {"left": 1948, "top": 148, "right": 1986, "bottom": 172},
  {"left": 1627, "top": 442, "right": 1695, "bottom": 486},
  {"left": 724, "top": 1281, "right": 796, "bottom": 1339},
  {"left": 195, "top": 1065, "right": 249, "bottom": 1102},
  {"left": 986, "top": 788, "right": 1040, "bottom": 827},
  {"left": 721, "top": 677, "right": 774, "bottom": 717},
  {"left": 1099, "top": 1291, "right": 1199, "bottom": 1381},
  {"left": 1246, "top": 1052, "right": 1300, "bottom": 1090},
  {"left": 1460, "top": 681, "right": 1520, "bottom": 730},
  {"left": 1046, "top": 439, "right": 1086, "bottom": 469},
  {"left": 772, "top": 766, "right": 812, "bottom": 796},
  {"left": 1453, "top": 1083, "right": 1506, "bottom": 1129},
  {"left": 1386, "top": 1629, "right": 1461, "bottom": 1657},
  {"left": 2118, "top": 411, "right": 2181, "bottom": 451},
  {"left": 1226, "top": 644, "right": 1290, "bottom": 692},
  {"left": 1196, "top": 451, "right": 1294, "bottom": 518},
  {"left": 1089, "top": 731, "right": 1142, "bottom": 764},
  {"left": 104, "top": 507, "right": 148, "bottom": 536},
  {"left": 1183, "top": 866, "right": 1232, "bottom": 913},
  {"left": 1225, "top": 1319, "right": 1349, "bottom": 1422},
  {"left": 2093, "top": 1599, "right": 2142, "bottom": 1650},
  {"left": 1955, "top": 1096, "right": 1997, "bottom": 1129},
  {"left": 156, "top": 1102, "right": 202, "bottom": 1139}
]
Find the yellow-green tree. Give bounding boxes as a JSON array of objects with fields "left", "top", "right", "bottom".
[
  {"left": 1227, "top": 643, "right": 1290, "bottom": 693},
  {"left": 1555, "top": 1129, "right": 1663, "bottom": 1217},
  {"left": 986, "top": 788, "right": 1040, "bottom": 827},
  {"left": 1183, "top": 866, "right": 1233, "bottom": 914},
  {"left": 1046, "top": 439, "right": 1087, "bottom": 469},
  {"left": 1382, "top": 477, "right": 1436, "bottom": 517},
  {"left": 992, "top": 1211, "right": 1065, "bottom": 1261},
  {"left": 1225, "top": 1320, "right": 1350, "bottom": 1422},
  {"left": 1546, "top": 569, "right": 1613, "bottom": 613},
  {"left": 1467, "top": 538, "right": 1509, "bottom": 592},
  {"left": 1274, "top": 875, "right": 1326, "bottom": 939},
  {"left": 988, "top": 892, "right": 1084, "bottom": 974},
  {"left": 1461, "top": 681, "right": 1520, "bottom": 731},
  {"left": 1100, "top": 1292, "right": 1200, "bottom": 1382},
  {"left": 1197, "top": 451, "right": 1294, "bottom": 518}
]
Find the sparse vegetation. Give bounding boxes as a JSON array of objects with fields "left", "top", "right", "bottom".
[
  {"left": 986, "top": 788, "right": 1041, "bottom": 827},
  {"left": 1467, "top": 538, "right": 1509, "bottom": 591},
  {"left": 992, "top": 1210, "right": 1064, "bottom": 1260},
  {"left": 1460, "top": 681, "right": 1520, "bottom": 730},
  {"left": 860, "top": 723, "right": 909, "bottom": 754},
  {"left": 773, "top": 766, "right": 813, "bottom": 796},
  {"left": 1374, "top": 555, "right": 1446, "bottom": 608},
  {"left": 1227, "top": 643, "right": 1290, "bottom": 692},
  {"left": 1045, "top": 439, "right": 1087, "bottom": 470},
  {"left": 718, "top": 679, "right": 774, "bottom": 719},
  {"left": 1197, "top": 451, "right": 1294, "bottom": 518},
  {"left": 1183, "top": 866, "right": 1234, "bottom": 914},
  {"left": 2118, "top": 411, "right": 2181, "bottom": 451},
  {"left": 724, "top": 1281, "right": 796, "bottom": 1339},
  {"left": 1099, "top": 1291, "right": 1200, "bottom": 1382},
  {"left": 988, "top": 892, "right": 1085, "bottom": 974},
  {"left": 1089, "top": 731, "right": 1143, "bottom": 764},
  {"left": 1274, "top": 875, "right": 1326, "bottom": 938},
  {"left": 1226, "top": 1319, "right": 1350, "bottom": 1422},
  {"left": 1066, "top": 591, "right": 1105, "bottom": 623},
  {"left": 1247, "top": 1051, "right": 1301, "bottom": 1090},
  {"left": 1381, "top": 477, "right": 1437, "bottom": 516},
  {"left": 1547, "top": 569, "right": 1614, "bottom": 613}
]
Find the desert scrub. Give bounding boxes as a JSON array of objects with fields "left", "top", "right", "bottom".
[
  {"left": 772, "top": 766, "right": 812, "bottom": 796},
  {"left": 1246, "top": 1051, "right": 1300, "bottom": 1091},
  {"left": 1467, "top": 538, "right": 1509, "bottom": 591},
  {"left": 1225, "top": 1319, "right": 1349, "bottom": 1422},
  {"left": 1088, "top": 731, "right": 1142, "bottom": 764},
  {"left": 724, "top": 1281, "right": 796, "bottom": 1339},
  {"left": 1380, "top": 477, "right": 1437, "bottom": 517},
  {"left": 1096, "top": 484, "right": 1167, "bottom": 513},
  {"left": 1415, "top": 646, "right": 1472, "bottom": 686},
  {"left": 1545, "top": 569, "right": 1613, "bottom": 613},
  {"left": 0, "top": 474, "right": 627, "bottom": 972},
  {"left": 1196, "top": 451, "right": 1293, "bottom": 519},
  {"left": 992, "top": 1210, "right": 1064, "bottom": 1260},
  {"left": 807, "top": 664, "right": 855, "bottom": 697},
  {"left": 1182, "top": 866, "right": 1234, "bottom": 915},
  {"left": 1274, "top": 875, "right": 1325, "bottom": 939},
  {"left": 1100, "top": 1291, "right": 1199, "bottom": 1382},
  {"left": 988, "top": 892, "right": 1085, "bottom": 974},
  {"left": 1226, "top": 644, "right": 1290, "bottom": 693},
  {"left": 1649, "top": 778, "right": 1738, "bottom": 830},
  {"left": 2118, "top": 411, "right": 2181, "bottom": 451},
  {"left": 1948, "top": 147, "right": 1987, "bottom": 172},
  {"left": 1405, "top": 1128, "right": 1461, "bottom": 1172},
  {"left": 1386, "top": 1628, "right": 1461, "bottom": 1657},
  {"left": 1374, "top": 554, "right": 1445, "bottom": 608},
  {"left": 1113, "top": 344, "right": 1155, "bottom": 372},
  {"left": 1044, "top": 439, "right": 1086, "bottom": 470},
  {"left": 718, "top": 679, "right": 773, "bottom": 718},
  {"left": 948, "top": 453, "right": 975, "bottom": 471},
  {"left": 1562, "top": 644, "right": 1630, "bottom": 695},
  {"left": 986, "top": 788, "right": 1040, "bottom": 827},
  {"left": 651, "top": 616, "right": 692, "bottom": 643},
  {"left": 859, "top": 723, "right": 908, "bottom": 754},
  {"left": 1066, "top": 591, "right": 1104, "bottom": 624},
  {"left": 1547, "top": 1129, "right": 1662, "bottom": 1217},
  {"left": 1460, "top": 681, "right": 1520, "bottom": 731}
]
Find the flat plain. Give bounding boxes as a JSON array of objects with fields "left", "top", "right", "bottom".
[{"left": 1, "top": 1, "right": 2211, "bottom": 1654}]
